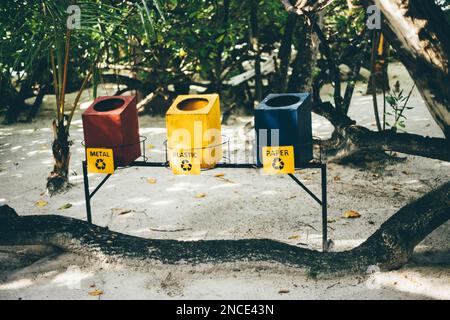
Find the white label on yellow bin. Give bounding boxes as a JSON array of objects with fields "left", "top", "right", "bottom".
[
  {"left": 87, "top": 148, "right": 115, "bottom": 174},
  {"left": 262, "top": 146, "right": 295, "bottom": 175},
  {"left": 170, "top": 150, "right": 201, "bottom": 175}
]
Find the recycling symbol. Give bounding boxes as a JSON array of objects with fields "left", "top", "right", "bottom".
[
  {"left": 180, "top": 159, "right": 192, "bottom": 171},
  {"left": 95, "top": 158, "right": 106, "bottom": 170},
  {"left": 272, "top": 157, "right": 284, "bottom": 170}
]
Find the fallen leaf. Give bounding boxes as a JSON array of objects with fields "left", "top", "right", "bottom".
[
  {"left": 278, "top": 289, "right": 290, "bottom": 294},
  {"left": 58, "top": 203, "right": 72, "bottom": 210},
  {"left": 88, "top": 290, "right": 103, "bottom": 296},
  {"left": 111, "top": 208, "right": 132, "bottom": 216},
  {"left": 333, "top": 176, "right": 341, "bottom": 182},
  {"left": 393, "top": 187, "right": 400, "bottom": 191},
  {"left": 327, "top": 218, "right": 338, "bottom": 223},
  {"left": 213, "top": 172, "right": 235, "bottom": 183},
  {"left": 343, "top": 210, "right": 361, "bottom": 219},
  {"left": 194, "top": 193, "right": 206, "bottom": 198},
  {"left": 147, "top": 178, "right": 157, "bottom": 184},
  {"left": 35, "top": 200, "right": 48, "bottom": 208},
  {"left": 288, "top": 235, "right": 300, "bottom": 240}
]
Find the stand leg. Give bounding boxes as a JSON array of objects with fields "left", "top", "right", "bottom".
[
  {"left": 321, "top": 164, "right": 328, "bottom": 252},
  {"left": 82, "top": 161, "right": 92, "bottom": 224}
]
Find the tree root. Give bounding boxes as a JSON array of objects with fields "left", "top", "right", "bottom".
[
  {"left": 1, "top": 181, "right": 449, "bottom": 276},
  {"left": 46, "top": 173, "right": 71, "bottom": 196}
]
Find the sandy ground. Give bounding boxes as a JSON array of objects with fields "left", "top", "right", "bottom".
[{"left": 0, "top": 62, "right": 449, "bottom": 300}]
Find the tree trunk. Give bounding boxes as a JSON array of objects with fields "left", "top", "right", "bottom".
[
  {"left": 288, "top": 19, "right": 314, "bottom": 93},
  {"left": 363, "top": 0, "right": 450, "bottom": 139},
  {"left": 26, "top": 83, "right": 48, "bottom": 122},
  {"left": 327, "top": 122, "right": 450, "bottom": 162},
  {"left": 312, "top": 101, "right": 450, "bottom": 162},
  {"left": 213, "top": 0, "right": 231, "bottom": 93},
  {"left": 2, "top": 59, "right": 47, "bottom": 124},
  {"left": 366, "top": 32, "right": 390, "bottom": 95},
  {"left": 280, "top": 1, "right": 450, "bottom": 161},
  {"left": 276, "top": 13, "right": 297, "bottom": 92},
  {"left": 46, "top": 120, "right": 72, "bottom": 195},
  {"left": 1, "top": 181, "right": 448, "bottom": 275},
  {"left": 250, "top": 0, "right": 262, "bottom": 103}
]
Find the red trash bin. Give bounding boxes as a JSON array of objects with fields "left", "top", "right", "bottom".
[{"left": 82, "top": 96, "right": 141, "bottom": 167}]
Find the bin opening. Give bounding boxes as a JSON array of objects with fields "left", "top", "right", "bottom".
[
  {"left": 266, "top": 95, "right": 300, "bottom": 107},
  {"left": 93, "top": 98, "right": 125, "bottom": 112},
  {"left": 177, "top": 98, "right": 209, "bottom": 111}
]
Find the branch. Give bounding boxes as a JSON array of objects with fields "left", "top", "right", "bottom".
[
  {"left": 310, "top": 18, "right": 343, "bottom": 114},
  {"left": 335, "top": 125, "right": 450, "bottom": 162},
  {"left": 312, "top": 102, "right": 449, "bottom": 161},
  {"left": 1, "top": 181, "right": 449, "bottom": 275},
  {"left": 280, "top": 0, "right": 336, "bottom": 15},
  {"left": 312, "top": 102, "right": 355, "bottom": 127},
  {"left": 342, "top": 29, "right": 370, "bottom": 114},
  {"left": 100, "top": 74, "right": 146, "bottom": 92},
  {"left": 98, "top": 63, "right": 153, "bottom": 73},
  {"left": 137, "top": 89, "right": 162, "bottom": 112}
]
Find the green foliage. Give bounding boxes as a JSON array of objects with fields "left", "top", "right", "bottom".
[
  {"left": 0, "top": 0, "right": 278, "bottom": 110},
  {"left": 130, "top": 0, "right": 288, "bottom": 93},
  {"left": 1, "top": 0, "right": 370, "bottom": 117},
  {"left": 384, "top": 86, "right": 415, "bottom": 132},
  {"left": 8, "top": 0, "right": 442, "bottom": 120},
  {"left": 0, "top": 0, "right": 161, "bottom": 120},
  {"left": 322, "top": 0, "right": 366, "bottom": 64}
]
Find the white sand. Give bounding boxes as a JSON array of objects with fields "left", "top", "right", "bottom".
[{"left": 0, "top": 63, "right": 449, "bottom": 300}]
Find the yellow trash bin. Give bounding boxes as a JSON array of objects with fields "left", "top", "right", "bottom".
[{"left": 166, "top": 94, "right": 222, "bottom": 170}]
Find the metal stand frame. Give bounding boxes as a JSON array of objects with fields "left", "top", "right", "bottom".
[{"left": 82, "top": 159, "right": 329, "bottom": 252}]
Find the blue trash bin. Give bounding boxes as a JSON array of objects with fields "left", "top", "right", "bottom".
[{"left": 255, "top": 93, "right": 313, "bottom": 167}]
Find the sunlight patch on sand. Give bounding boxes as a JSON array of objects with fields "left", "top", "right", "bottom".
[
  {"left": 151, "top": 199, "right": 175, "bottom": 206},
  {"left": 127, "top": 197, "right": 152, "bottom": 204},
  {"left": 0, "top": 278, "right": 33, "bottom": 290},
  {"left": 80, "top": 101, "right": 93, "bottom": 110},
  {"left": 368, "top": 271, "right": 450, "bottom": 300},
  {"left": 166, "top": 182, "right": 205, "bottom": 192},
  {"left": 51, "top": 266, "right": 93, "bottom": 289},
  {"left": 332, "top": 239, "right": 366, "bottom": 250},
  {"left": 10, "top": 145, "right": 23, "bottom": 151},
  {"left": 139, "top": 127, "right": 166, "bottom": 135},
  {"left": 207, "top": 183, "right": 238, "bottom": 191}
]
